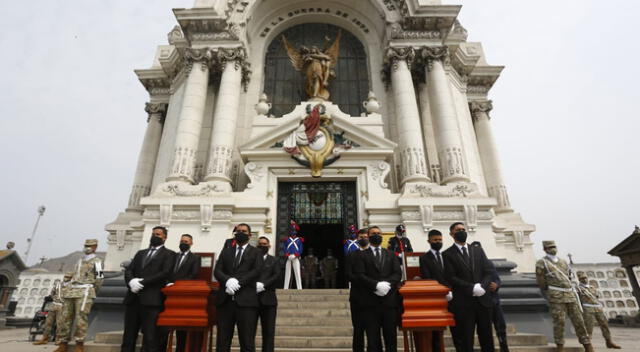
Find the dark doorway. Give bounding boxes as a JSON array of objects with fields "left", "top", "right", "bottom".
[{"left": 276, "top": 181, "right": 358, "bottom": 288}]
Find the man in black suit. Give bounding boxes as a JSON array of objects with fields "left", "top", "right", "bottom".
[
  {"left": 354, "top": 225, "right": 402, "bottom": 352},
  {"left": 443, "top": 222, "right": 494, "bottom": 352},
  {"left": 121, "top": 226, "right": 176, "bottom": 352},
  {"left": 346, "top": 228, "right": 369, "bottom": 352},
  {"left": 256, "top": 236, "right": 281, "bottom": 352},
  {"left": 419, "top": 229, "right": 453, "bottom": 351},
  {"left": 161, "top": 234, "right": 202, "bottom": 352},
  {"left": 214, "top": 223, "right": 263, "bottom": 352}
]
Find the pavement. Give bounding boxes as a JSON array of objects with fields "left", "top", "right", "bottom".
[{"left": 1, "top": 326, "right": 638, "bottom": 351}]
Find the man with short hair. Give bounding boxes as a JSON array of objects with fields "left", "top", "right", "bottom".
[
  {"left": 214, "top": 223, "right": 263, "bottom": 352},
  {"left": 419, "top": 229, "right": 452, "bottom": 351},
  {"left": 346, "top": 228, "right": 368, "bottom": 352},
  {"left": 442, "top": 222, "right": 494, "bottom": 352},
  {"left": 162, "top": 234, "right": 201, "bottom": 352},
  {"left": 121, "top": 226, "right": 175, "bottom": 352},
  {"left": 354, "top": 225, "right": 402, "bottom": 352},
  {"left": 256, "top": 236, "right": 281, "bottom": 352},
  {"left": 536, "top": 241, "right": 593, "bottom": 352},
  {"left": 54, "top": 239, "right": 103, "bottom": 352},
  {"left": 387, "top": 224, "right": 413, "bottom": 261}
]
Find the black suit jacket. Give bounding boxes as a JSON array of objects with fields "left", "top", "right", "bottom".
[
  {"left": 258, "top": 254, "right": 281, "bottom": 306},
  {"left": 124, "top": 246, "right": 176, "bottom": 306},
  {"left": 387, "top": 236, "right": 413, "bottom": 254},
  {"left": 170, "top": 251, "right": 201, "bottom": 282},
  {"left": 346, "top": 250, "right": 368, "bottom": 306},
  {"left": 442, "top": 244, "right": 493, "bottom": 309},
  {"left": 419, "top": 251, "right": 449, "bottom": 287},
  {"left": 214, "top": 244, "right": 263, "bottom": 307},
  {"left": 354, "top": 247, "right": 402, "bottom": 308}
]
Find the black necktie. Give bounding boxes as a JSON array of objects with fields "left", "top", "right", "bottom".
[
  {"left": 435, "top": 251, "right": 443, "bottom": 269},
  {"left": 233, "top": 246, "right": 243, "bottom": 269},
  {"left": 375, "top": 247, "right": 382, "bottom": 266},
  {"left": 461, "top": 246, "right": 470, "bottom": 265},
  {"left": 143, "top": 248, "right": 156, "bottom": 267},
  {"left": 174, "top": 253, "right": 185, "bottom": 273}
]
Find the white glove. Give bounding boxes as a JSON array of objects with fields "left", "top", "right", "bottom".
[
  {"left": 165, "top": 283, "right": 174, "bottom": 287},
  {"left": 472, "top": 283, "right": 486, "bottom": 297},
  {"left": 375, "top": 281, "right": 391, "bottom": 296},
  {"left": 446, "top": 291, "right": 453, "bottom": 301},
  {"left": 226, "top": 278, "right": 241, "bottom": 292},
  {"left": 288, "top": 254, "right": 296, "bottom": 260},
  {"left": 256, "top": 282, "right": 265, "bottom": 293},
  {"left": 225, "top": 286, "right": 236, "bottom": 295},
  {"left": 128, "top": 278, "right": 144, "bottom": 293}
]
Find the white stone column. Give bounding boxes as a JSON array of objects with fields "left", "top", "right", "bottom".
[
  {"left": 385, "top": 47, "right": 430, "bottom": 186},
  {"left": 470, "top": 100, "right": 513, "bottom": 213},
  {"left": 204, "top": 47, "right": 247, "bottom": 185},
  {"left": 417, "top": 83, "right": 442, "bottom": 184},
  {"left": 127, "top": 102, "right": 166, "bottom": 212},
  {"left": 166, "top": 48, "right": 212, "bottom": 183},
  {"left": 422, "top": 46, "right": 470, "bottom": 184}
]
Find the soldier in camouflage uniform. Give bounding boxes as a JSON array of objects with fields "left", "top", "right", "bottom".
[
  {"left": 535, "top": 241, "right": 593, "bottom": 352},
  {"left": 320, "top": 249, "right": 338, "bottom": 288},
  {"left": 54, "top": 239, "right": 104, "bottom": 352},
  {"left": 33, "top": 272, "right": 73, "bottom": 345},
  {"left": 302, "top": 248, "right": 319, "bottom": 288},
  {"left": 577, "top": 272, "right": 621, "bottom": 349}
]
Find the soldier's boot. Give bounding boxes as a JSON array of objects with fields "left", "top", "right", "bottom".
[
  {"left": 556, "top": 344, "right": 564, "bottom": 352},
  {"left": 606, "top": 339, "right": 621, "bottom": 349},
  {"left": 583, "top": 343, "right": 594, "bottom": 352},
  {"left": 32, "top": 334, "right": 49, "bottom": 345},
  {"left": 74, "top": 341, "right": 84, "bottom": 352},
  {"left": 52, "top": 342, "right": 68, "bottom": 352}
]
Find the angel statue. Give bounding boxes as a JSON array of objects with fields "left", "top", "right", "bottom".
[{"left": 282, "top": 31, "right": 342, "bottom": 101}]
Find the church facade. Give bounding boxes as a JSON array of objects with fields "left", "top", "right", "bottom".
[{"left": 104, "top": 0, "right": 537, "bottom": 274}]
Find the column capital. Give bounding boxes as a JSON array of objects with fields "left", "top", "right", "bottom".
[
  {"left": 144, "top": 102, "right": 167, "bottom": 123},
  {"left": 183, "top": 47, "right": 214, "bottom": 73},
  {"left": 212, "top": 46, "right": 252, "bottom": 91},
  {"left": 420, "top": 46, "right": 450, "bottom": 69},
  {"left": 384, "top": 46, "right": 416, "bottom": 70},
  {"left": 469, "top": 100, "right": 493, "bottom": 121}
]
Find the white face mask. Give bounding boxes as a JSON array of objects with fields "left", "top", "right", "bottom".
[{"left": 83, "top": 247, "right": 93, "bottom": 255}]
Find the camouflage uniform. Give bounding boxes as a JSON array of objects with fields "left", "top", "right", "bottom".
[
  {"left": 33, "top": 273, "right": 71, "bottom": 345},
  {"left": 576, "top": 277, "right": 611, "bottom": 340},
  {"left": 320, "top": 255, "right": 338, "bottom": 288},
  {"left": 535, "top": 254, "right": 589, "bottom": 345},
  {"left": 302, "top": 254, "right": 318, "bottom": 288},
  {"left": 57, "top": 240, "right": 104, "bottom": 345}
]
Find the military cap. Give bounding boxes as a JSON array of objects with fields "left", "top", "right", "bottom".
[
  {"left": 542, "top": 240, "right": 556, "bottom": 248},
  {"left": 84, "top": 239, "right": 98, "bottom": 246},
  {"left": 577, "top": 272, "right": 587, "bottom": 279}
]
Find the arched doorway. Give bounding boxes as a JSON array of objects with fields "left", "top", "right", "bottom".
[{"left": 264, "top": 23, "right": 370, "bottom": 117}]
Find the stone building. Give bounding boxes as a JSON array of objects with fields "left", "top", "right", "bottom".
[
  {"left": 0, "top": 247, "right": 26, "bottom": 312},
  {"left": 10, "top": 268, "right": 62, "bottom": 318},
  {"left": 573, "top": 262, "right": 640, "bottom": 318},
  {"left": 104, "top": 0, "right": 537, "bottom": 275}
]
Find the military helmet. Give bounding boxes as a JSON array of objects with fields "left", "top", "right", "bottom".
[{"left": 542, "top": 240, "right": 556, "bottom": 249}]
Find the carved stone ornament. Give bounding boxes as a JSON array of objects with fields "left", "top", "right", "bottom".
[
  {"left": 421, "top": 205, "right": 433, "bottom": 230},
  {"left": 244, "top": 162, "right": 265, "bottom": 189},
  {"left": 184, "top": 47, "right": 214, "bottom": 73},
  {"left": 512, "top": 231, "right": 525, "bottom": 252},
  {"left": 158, "top": 182, "right": 225, "bottom": 197},
  {"left": 421, "top": 46, "right": 450, "bottom": 69},
  {"left": 409, "top": 183, "right": 478, "bottom": 198},
  {"left": 369, "top": 161, "right": 391, "bottom": 189},
  {"left": 469, "top": 100, "right": 493, "bottom": 121},
  {"left": 172, "top": 210, "right": 200, "bottom": 220},
  {"left": 362, "top": 91, "right": 380, "bottom": 114},
  {"left": 144, "top": 102, "right": 167, "bottom": 123},
  {"left": 401, "top": 210, "right": 421, "bottom": 221},
  {"left": 384, "top": 46, "right": 416, "bottom": 71},
  {"left": 214, "top": 47, "right": 252, "bottom": 91},
  {"left": 200, "top": 204, "right": 213, "bottom": 232},
  {"left": 434, "top": 211, "right": 465, "bottom": 221},
  {"left": 159, "top": 204, "right": 172, "bottom": 226},
  {"left": 167, "top": 25, "right": 185, "bottom": 45},
  {"left": 116, "top": 230, "right": 126, "bottom": 250},
  {"left": 464, "top": 205, "right": 478, "bottom": 232},
  {"left": 389, "top": 22, "right": 441, "bottom": 40},
  {"left": 213, "top": 210, "right": 233, "bottom": 220}
]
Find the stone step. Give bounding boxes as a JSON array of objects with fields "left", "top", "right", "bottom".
[
  {"left": 83, "top": 342, "right": 582, "bottom": 352},
  {"left": 276, "top": 294, "right": 348, "bottom": 302},
  {"left": 278, "top": 301, "right": 351, "bottom": 309},
  {"left": 275, "top": 289, "right": 348, "bottom": 295},
  {"left": 276, "top": 308, "right": 351, "bottom": 317}
]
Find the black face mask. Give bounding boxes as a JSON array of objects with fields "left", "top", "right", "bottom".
[
  {"left": 430, "top": 242, "right": 443, "bottom": 251},
  {"left": 357, "top": 238, "right": 369, "bottom": 248},
  {"left": 257, "top": 245, "right": 269, "bottom": 254},
  {"left": 369, "top": 234, "right": 382, "bottom": 246},
  {"left": 179, "top": 243, "right": 190, "bottom": 252},
  {"left": 234, "top": 231, "right": 249, "bottom": 245},
  {"left": 453, "top": 230, "right": 467, "bottom": 243},
  {"left": 150, "top": 235, "right": 163, "bottom": 247}
]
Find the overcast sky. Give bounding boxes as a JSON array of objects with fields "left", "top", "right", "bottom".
[{"left": 1, "top": 1, "right": 638, "bottom": 267}]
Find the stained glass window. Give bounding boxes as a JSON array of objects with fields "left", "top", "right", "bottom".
[
  {"left": 291, "top": 183, "right": 344, "bottom": 224},
  {"left": 264, "top": 23, "right": 369, "bottom": 117}
]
